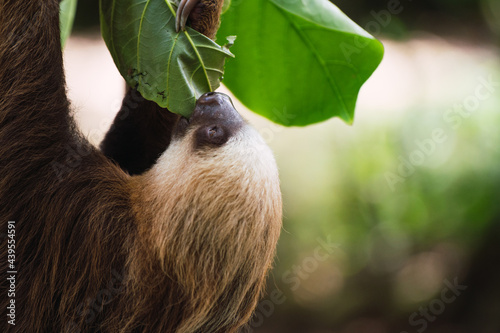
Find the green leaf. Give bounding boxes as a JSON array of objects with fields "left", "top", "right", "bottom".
[
  {"left": 60, "top": 0, "right": 78, "bottom": 47},
  {"left": 217, "top": 0, "right": 384, "bottom": 126},
  {"left": 100, "top": 0, "right": 234, "bottom": 117}
]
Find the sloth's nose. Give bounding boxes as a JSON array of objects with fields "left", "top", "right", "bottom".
[
  {"left": 197, "top": 91, "right": 220, "bottom": 104},
  {"left": 192, "top": 92, "right": 243, "bottom": 123},
  {"left": 197, "top": 92, "right": 230, "bottom": 107}
]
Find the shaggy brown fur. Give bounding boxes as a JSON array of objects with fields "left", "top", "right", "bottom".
[
  {"left": 187, "top": 0, "right": 225, "bottom": 39},
  {"left": 0, "top": 1, "right": 282, "bottom": 333}
]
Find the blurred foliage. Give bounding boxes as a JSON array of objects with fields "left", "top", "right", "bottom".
[
  {"left": 60, "top": 0, "right": 78, "bottom": 46},
  {"left": 72, "top": 0, "right": 100, "bottom": 30},
  {"left": 332, "top": 0, "right": 497, "bottom": 41},
  {"left": 249, "top": 48, "right": 500, "bottom": 332},
  {"left": 74, "top": 0, "right": 496, "bottom": 40},
  {"left": 334, "top": 0, "right": 482, "bottom": 26}
]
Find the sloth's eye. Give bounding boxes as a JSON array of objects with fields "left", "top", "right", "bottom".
[
  {"left": 205, "top": 125, "right": 226, "bottom": 144},
  {"left": 208, "top": 126, "right": 220, "bottom": 138},
  {"left": 195, "top": 125, "right": 229, "bottom": 148}
]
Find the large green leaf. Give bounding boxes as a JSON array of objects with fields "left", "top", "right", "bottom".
[
  {"left": 217, "top": 0, "right": 384, "bottom": 126},
  {"left": 60, "top": 0, "right": 78, "bottom": 47},
  {"left": 100, "top": 0, "right": 234, "bottom": 117}
]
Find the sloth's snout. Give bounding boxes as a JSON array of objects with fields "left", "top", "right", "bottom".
[
  {"left": 191, "top": 92, "right": 243, "bottom": 124},
  {"left": 172, "top": 92, "right": 245, "bottom": 141},
  {"left": 196, "top": 91, "right": 224, "bottom": 106}
]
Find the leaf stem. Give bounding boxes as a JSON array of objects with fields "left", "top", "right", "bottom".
[
  {"left": 184, "top": 33, "right": 213, "bottom": 92},
  {"left": 164, "top": 0, "right": 177, "bottom": 16}
]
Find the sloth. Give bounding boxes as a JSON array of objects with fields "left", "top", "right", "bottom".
[
  {"left": 0, "top": 1, "right": 282, "bottom": 333},
  {"left": 176, "top": 0, "right": 224, "bottom": 39}
]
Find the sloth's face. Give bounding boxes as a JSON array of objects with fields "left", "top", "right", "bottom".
[
  {"left": 154, "top": 92, "right": 278, "bottom": 197},
  {"left": 169, "top": 92, "right": 274, "bottom": 166},
  {"left": 141, "top": 99, "right": 282, "bottom": 310},
  {"left": 173, "top": 92, "right": 245, "bottom": 150},
  {"left": 144, "top": 93, "right": 281, "bottom": 266}
]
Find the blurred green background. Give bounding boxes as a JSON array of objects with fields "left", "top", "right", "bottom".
[{"left": 73, "top": 0, "right": 500, "bottom": 332}]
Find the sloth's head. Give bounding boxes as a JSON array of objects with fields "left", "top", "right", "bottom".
[{"left": 132, "top": 92, "right": 282, "bottom": 331}]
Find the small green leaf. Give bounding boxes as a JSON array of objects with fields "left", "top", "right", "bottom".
[
  {"left": 100, "top": 0, "right": 234, "bottom": 117},
  {"left": 217, "top": 0, "right": 384, "bottom": 126},
  {"left": 222, "top": 0, "right": 231, "bottom": 14},
  {"left": 60, "top": 0, "right": 78, "bottom": 47}
]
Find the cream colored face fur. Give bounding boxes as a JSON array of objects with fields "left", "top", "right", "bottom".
[
  {"left": 143, "top": 123, "right": 282, "bottom": 256},
  {"left": 130, "top": 116, "right": 282, "bottom": 332},
  {"left": 153, "top": 124, "right": 279, "bottom": 192}
]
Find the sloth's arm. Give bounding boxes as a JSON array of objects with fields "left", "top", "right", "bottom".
[
  {"left": 0, "top": 1, "right": 70, "bottom": 174},
  {"left": 100, "top": 89, "right": 180, "bottom": 175},
  {"left": 176, "top": 0, "right": 224, "bottom": 39},
  {"left": 100, "top": 0, "right": 224, "bottom": 175}
]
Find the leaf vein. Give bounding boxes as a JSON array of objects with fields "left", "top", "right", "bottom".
[{"left": 137, "top": 0, "right": 153, "bottom": 87}]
